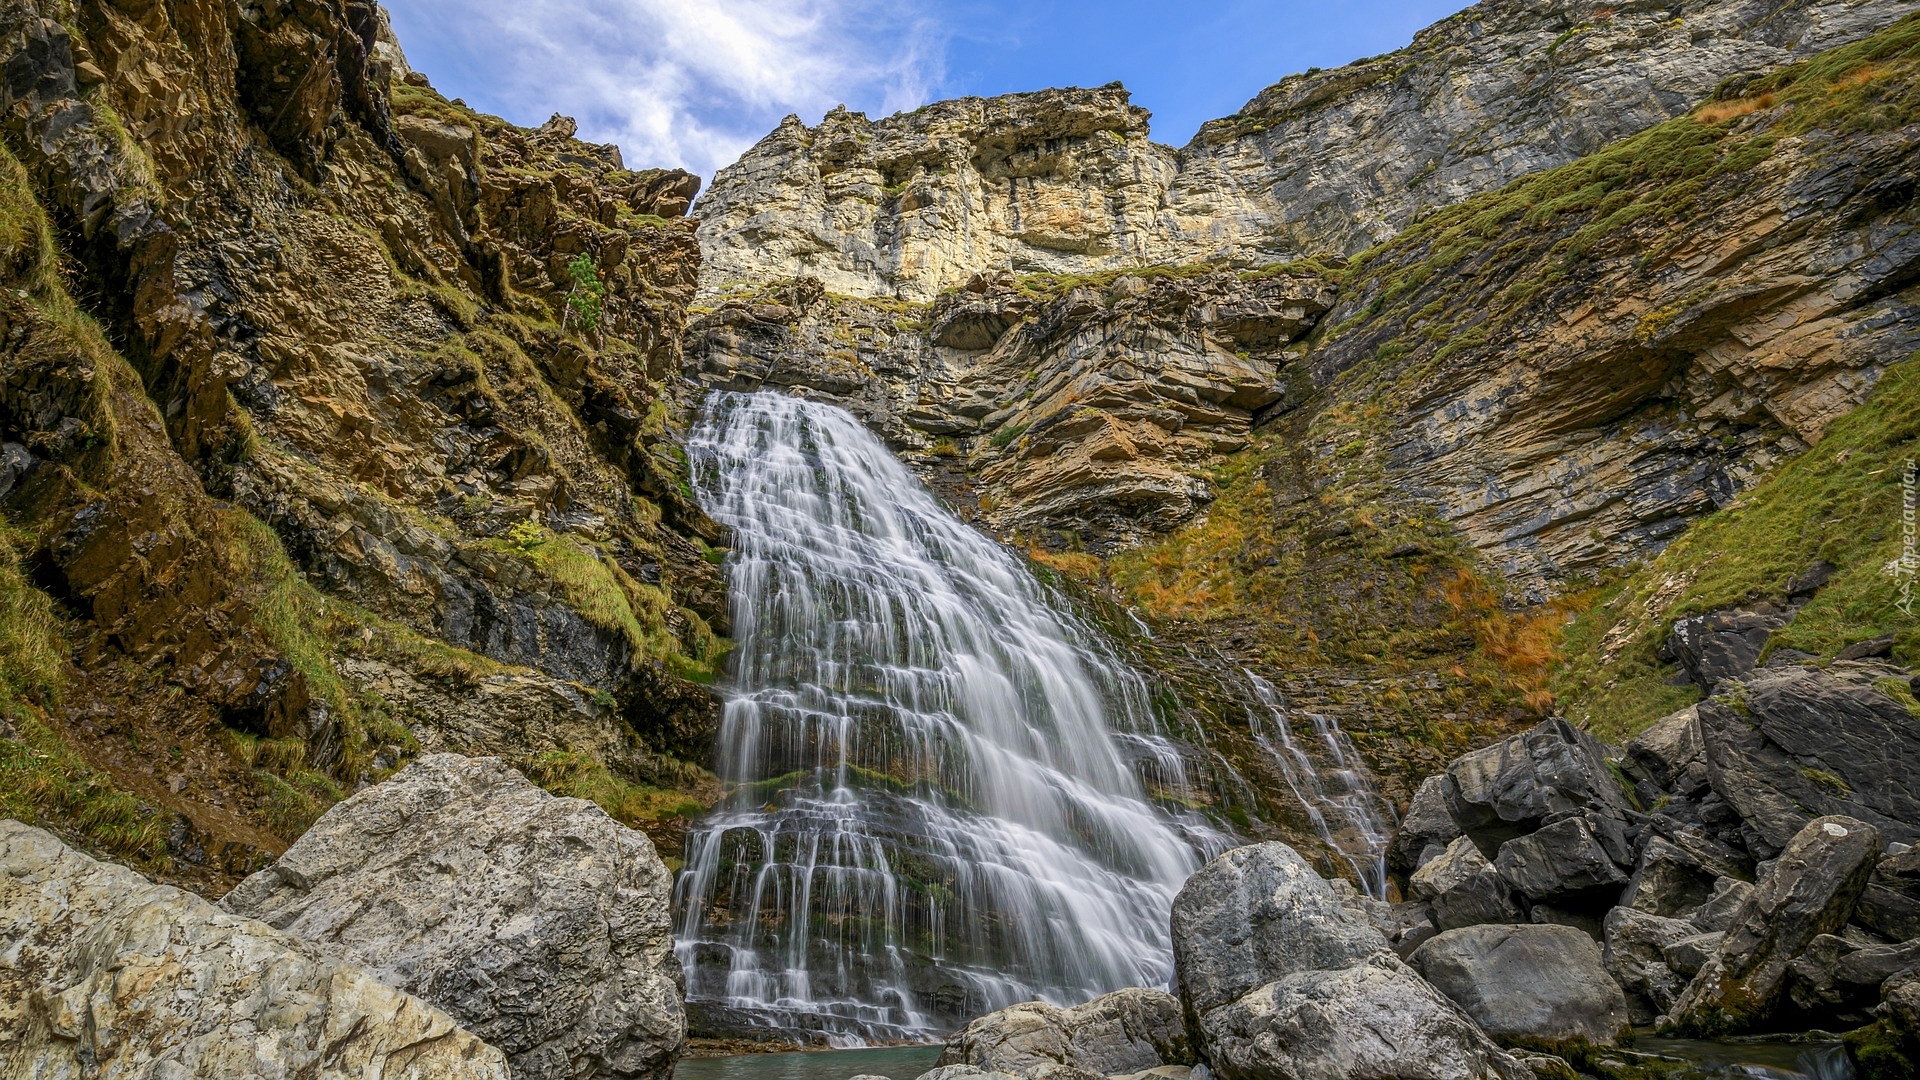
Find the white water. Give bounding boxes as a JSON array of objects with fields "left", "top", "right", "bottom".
[
  {"left": 672, "top": 392, "right": 1220, "bottom": 1043},
  {"left": 1241, "top": 671, "right": 1397, "bottom": 898}
]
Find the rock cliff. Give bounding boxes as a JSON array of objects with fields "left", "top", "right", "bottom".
[
  {"left": 696, "top": 0, "right": 1920, "bottom": 300},
  {"left": 0, "top": 0, "right": 724, "bottom": 887}
]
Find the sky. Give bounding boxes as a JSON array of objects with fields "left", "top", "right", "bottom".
[{"left": 384, "top": 1, "right": 1468, "bottom": 185}]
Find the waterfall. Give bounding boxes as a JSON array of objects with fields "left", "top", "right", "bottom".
[
  {"left": 671, "top": 391, "right": 1219, "bottom": 1044},
  {"left": 1241, "top": 672, "right": 1397, "bottom": 899}
]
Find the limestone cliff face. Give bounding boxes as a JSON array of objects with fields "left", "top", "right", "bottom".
[
  {"left": 0, "top": 0, "right": 722, "bottom": 883},
  {"left": 696, "top": 0, "right": 1918, "bottom": 300}
]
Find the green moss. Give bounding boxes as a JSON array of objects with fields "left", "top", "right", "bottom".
[
  {"left": 1557, "top": 354, "right": 1920, "bottom": 741},
  {"left": 524, "top": 749, "right": 706, "bottom": 827}
]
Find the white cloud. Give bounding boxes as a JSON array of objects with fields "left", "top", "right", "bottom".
[{"left": 385, "top": 0, "right": 943, "bottom": 182}]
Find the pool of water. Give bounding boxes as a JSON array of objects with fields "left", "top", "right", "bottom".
[
  {"left": 1631, "top": 1035, "right": 1853, "bottom": 1079},
  {"left": 676, "top": 1047, "right": 946, "bottom": 1080}
]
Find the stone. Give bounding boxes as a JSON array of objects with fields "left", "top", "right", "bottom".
[
  {"left": 1690, "top": 878, "right": 1757, "bottom": 934},
  {"left": 1411, "top": 836, "right": 1526, "bottom": 931},
  {"left": 0, "top": 819, "right": 509, "bottom": 1078},
  {"left": 1444, "top": 719, "right": 1630, "bottom": 853},
  {"left": 1623, "top": 706, "right": 1703, "bottom": 789},
  {"left": 1603, "top": 907, "right": 1697, "bottom": 1020},
  {"left": 1494, "top": 815, "right": 1630, "bottom": 903},
  {"left": 1390, "top": 774, "right": 1462, "bottom": 874},
  {"left": 1664, "top": 607, "right": 1789, "bottom": 690},
  {"left": 223, "top": 755, "right": 684, "bottom": 1080},
  {"left": 1171, "top": 842, "right": 1389, "bottom": 1017},
  {"left": 1171, "top": 843, "right": 1531, "bottom": 1080},
  {"left": 1885, "top": 967, "right": 1920, "bottom": 1038},
  {"left": 1412, "top": 923, "right": 1631, "bottom": 1047},
  {"left": 1663, "top": 933, "right": 1724, "bottom": 978},
  {"left": 1786, "top": 934, "right": 1920, "bottom": 1021},
  {"left": 936, "top": 988, "right": 1195, "bottom": 1077},
  {"left": 1197, "top": 955, "right": 1534, "bottom": 1080},
  {"left": 1622, "top": 837, "right": 1722, "bottom": 917},
  {"left": 1858, "top": 847, "right": 1920, "bottom": 942},
  {"left": 1670, "top": 815, "right": 1883, "bottom": 1034},
  {"left": 1697, "top": 666, "right": 1920, "bottom": 853}
]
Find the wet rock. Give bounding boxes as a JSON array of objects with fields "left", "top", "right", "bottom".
[
  {"left": 936, "top": 988, "right": 1195, "bottom": 1078},
  {"left": 1411, "top": 836, "right": 1525, "bottom": 931},
  {"left": 1390, "top": 774, "right": 1462, "bottom": 874},
  {"left": 1670, "top": 815, "right": 1883, "bottom": 1034},
  {"left": 1697, "top": 666, "right": 1920, "bottom": 853},
  {"left": 0, "top": 819, "right": 508, "bottom": 1078},
  {"left": 1493, "top": 815, "right": 1630, "bottom": 904},
  {"left": 1604, "top": 907, "right": 1696, "bottom": 1021},
  {"left": 1411, "top": 923, "right": 1631, "bottom": 1047},
  {"left": 223, "top": 755, "right": 684, "bottom": 1080},
  {"left": 1171, "top": 843, "right": 1530, "bottom": 1080}
]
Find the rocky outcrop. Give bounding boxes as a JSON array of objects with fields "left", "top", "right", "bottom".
[
  {"left": 0, "top": 818, "right": 509, "bottom": 1077},
  {"left": 222, "top": 755, "right": 686, "bottom": 1080},
  {"left": 1171, "top": 842, "right": 1532, "bottom": 1080},
  {"left": 696, "top": 0, "right": 1918, "bottom": 299},
  {"left": 1410, "top": 924, "right": 1630, "bottom": 1047},
  {"left": 687, "top": 268, "right": 1334, "bottom": 544},
  {"left": 1670, "top": 815, "right": 1883, "bottom": 1034},
  {"left": 936, "top": 989, "right": 1194, "bottom": 1079},
  {"left": 0, "top": 0, "right": 724, "bottom": 881}
]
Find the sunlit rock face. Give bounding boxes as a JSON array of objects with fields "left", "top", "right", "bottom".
[{"left": 695, "top": 0, "right": 1920, "bottom": 301}]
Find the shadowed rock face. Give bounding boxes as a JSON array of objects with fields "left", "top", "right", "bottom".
[
  {"left": 0, "top": 819, "right": 509, "bottom": 1078},
  {"left": 695, "top": 0, "right": 1920, "bottom": 301}
]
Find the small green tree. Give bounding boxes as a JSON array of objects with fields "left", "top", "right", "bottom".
[{"left": 563, "top": 253, "right": 606, "bottom": 334}]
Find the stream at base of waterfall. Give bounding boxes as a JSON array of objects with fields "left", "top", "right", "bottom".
[{"left": 670, "top": 391, "right": 1389, "bottom": 1044}]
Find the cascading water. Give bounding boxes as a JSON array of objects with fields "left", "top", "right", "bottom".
[
  {"left": 672, "top": 391, "right": 1220, "bottom": 1044},
  {"left": 1241, "top": 672, "right": 1397, "bottom": 898}
]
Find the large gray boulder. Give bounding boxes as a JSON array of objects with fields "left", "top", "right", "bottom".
[
  {"left": 1857, "top": 846, "right": 1920, "bottom": 942},
  {"left": 1172, "top": 843, "right": 1531, "bottom": 1080},
  {"left": 1622, "top": 706, "right": 1704, "bottom": 790},
  {"left": 1620, "top": 837, "right": 1724, "bottom": 918},
  {"left": 1410, "top": 836, "right": 1525, "bottom": 931},
  {"left": 1696, "top": 665, "right": 1920, "bottom": 854},
  {"left": 937, "top": 988, "right": 1194, "bottom": 1077},
  {"left": 1411, "top": 924, "right": 1630, "bottom": 1047},
  {"left": 222, "top": 754, "right": 684, "bottom": 1080},
  {"left": 1669, "top": 815, "right": 1883, "bottom": 1034},
  {"left": 0, "top": 819, "right": 508, "bottom": 1078}
]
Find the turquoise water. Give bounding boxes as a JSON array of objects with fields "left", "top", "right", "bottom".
[{"left": 676, "top": 1047, "right": 945, "bottom": 1080}]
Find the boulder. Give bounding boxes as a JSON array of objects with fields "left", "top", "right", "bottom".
[
  {"left": 1444, "top": 719, "right": 1629, "bottom": 853},
  {"left": 1621, "top": 837, "right": 1721, "bottom": 917},
  {"left": 1390, "top": 775, "right": 1461, "bottom": 874},
  {"left": 1690, "top": 878, "right": 1756, "bottom": 933},
  {"left": 937, "top": 988, "right": 1194, "bottom": 1077},
  {"left": 1623, "top": 706, "right": 1704, "bottom": 790},
  {"left": 1669, "top": 815, "right": 1883, "bottom": 1034},
  {"left": 1663, "top": 607, "right": 1788, "bottom": 690},
  {"left": 1172, "top": 843, "right": 1531, "bottom": 1080},
  {"left": 1857, "top": 847, "right": 1920, "bottom": 942},
  {"left": 1603, "top": 907, "right": 1696, "bottom": 1021},
  {"left": 1411, "top": 924, "right": 1631, "bottom": 1047},
  {"left": 1696, "top": 666, "right": 1920, "bottom": 853},
  {"left": 1786, "top": 934, "right": 1920, "bottom": 1022},
  {"left": 0, "top": 819, "right": 508, "bottom": 1078},
  {"left": 223, "top": 755, "right": 684, "bottom": 1080},
  {"left": 1493, "top": 815, "right": 1630, "bottom": 904},
  {"left": 1886, "top": 967, "right": 1920, "bottom": 1038},
  {"left": 1411, "top": 836, "right": 1525, "bottom": 931},
  {"left": 1662, "top": 933, "right": 1723, "bottom": 978}
]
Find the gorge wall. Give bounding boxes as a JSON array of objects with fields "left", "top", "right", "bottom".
[{"left": 0, "top": 0, "right": 725, "bottom": 889}]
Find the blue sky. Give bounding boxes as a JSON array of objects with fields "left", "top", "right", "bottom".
[{"left": 385, "top": 1, "right": 1467, "bottom": 184}]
